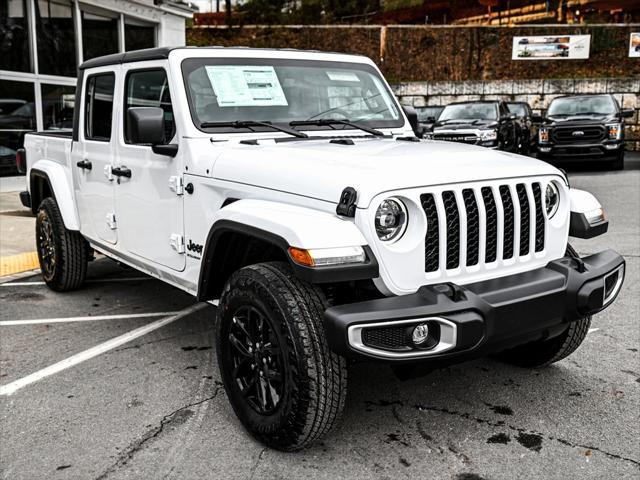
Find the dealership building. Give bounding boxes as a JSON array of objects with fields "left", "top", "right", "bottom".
[{"left": 0, "top": 0, "right": 195, "bottom": 169}]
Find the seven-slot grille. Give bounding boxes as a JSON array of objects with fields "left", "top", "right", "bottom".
[{"left": 420, "top": 182, "right": 546, "bottom": 273}]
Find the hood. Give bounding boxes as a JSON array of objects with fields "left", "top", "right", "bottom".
[
  {"left": 433, "top": 119, "right": 497, "bottom": 130},
  {"left": 211, "top": 137, "right": 562, "bottom": 208},
  {"left": 544, "top": 113, "right": 618, "bottom": 126}
]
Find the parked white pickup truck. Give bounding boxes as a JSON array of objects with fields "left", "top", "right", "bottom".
[{"left": 19, "top": 47, "right": 624, "bottom": 451}]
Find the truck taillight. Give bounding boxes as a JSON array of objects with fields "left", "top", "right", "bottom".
[{"left": 16, "top": 148, "right": 26, "bottom": 174}]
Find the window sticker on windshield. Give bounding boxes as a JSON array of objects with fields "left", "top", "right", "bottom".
[
  {"left": 326, "top": 71, "right": 360, "bottom": 82},
  {"left": 205, "top": 66, "right": 288, "bottom": 107}
]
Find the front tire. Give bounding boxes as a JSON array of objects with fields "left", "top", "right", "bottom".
[
  {"left": 36, "top": 197, "right": 89, "bottom": 291},
  {"left": 495, "top": 244, "right": 591, "bottom": 368},
  {"left": 216, "top": 262, "right": 348, "bottom": 451},
  {"left": 610, "top": 150, "right": 624, "bottom": 170}
]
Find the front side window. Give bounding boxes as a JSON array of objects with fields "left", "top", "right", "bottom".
[
  {"left": 84, "top": 73, "right": 115, "bottom": 141},
  {"left": 124, "top": 69, "right": 174, "bottom": 143},
  {"left": 182, "top": 58, "right": 402, "bottom": 133},
  {"left": 507, "top": 103, "right": 527, "bottom": 117},
  {"left": 438, "top": 103, "right": 498, "bottom": 122}
]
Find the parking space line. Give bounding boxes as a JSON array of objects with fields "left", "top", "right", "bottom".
[
  {"left": 1, "top": 277, "right": 153, "bottom": 287},
  {"left": 0, "top": 311, "right": 181, "bottom": 326},
  {"left": 0, "top": 303, "right": 208, "bottom": 396}
]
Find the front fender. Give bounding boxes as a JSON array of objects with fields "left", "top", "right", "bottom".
[
  {"left": 211, "top": 199, "right": 368, "bottom": 249},
  {"left": 30, "top": 160, "right": 79, "bottom": 230}
]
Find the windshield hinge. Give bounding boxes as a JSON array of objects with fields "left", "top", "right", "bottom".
[
  {"left": 336, "top": 187, "right": 358, "bottom": 218},
  {"left": 169, "top": 175, "right": 184, "bottom": 195}
]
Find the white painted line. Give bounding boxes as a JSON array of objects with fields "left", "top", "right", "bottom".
[
  {"left": 588, "top": 328, "right": 600, "bottom": 334},
  {"left": 0, "top": 311, "right": 181, "bottom": 326},
  {"left": 0, "top": 303, "right": 208, "bottom": 396},
  {"left": 1, "top": 276, "right": 152, "bottom": 287}
]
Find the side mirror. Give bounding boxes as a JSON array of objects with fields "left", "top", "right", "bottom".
[
  {"left": 127, "top": 107, "right": 165, "bottom": 145},
  {"left": 530, "top": 114, "right": 543, "bottom": 123},
  {"left": 426, "top": 116, "right": 436, "bottom": 123},
  {"left": 621, "top": 108, "right": 634, "bottom": 119},
  {"left": 402, "top": 105, "right": 418, "bottom": 134}
]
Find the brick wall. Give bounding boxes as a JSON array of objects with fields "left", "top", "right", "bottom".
[{"left": 393, "top": 78, "right": 640, "bottom": 151}]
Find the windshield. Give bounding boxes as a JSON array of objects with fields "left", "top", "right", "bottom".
[
  {"left": 416, "top": 106, "right": 443, "bottom": 122},
  {"left": 182, "top": 58, "right": 402, "bottom": 133},
  {"left": 547, "top": 96, "right": 616, "bottom": 116},
  {"left": 438, "top": 103, "right": 497, "bottom": 122},
  {"left": 507, "top": 103, "right": 526, "bottom": 116}
]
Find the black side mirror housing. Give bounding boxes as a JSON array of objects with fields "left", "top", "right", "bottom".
[
  {"left": 621, "top": 108, "right": 634, "bottom": 119},
  {"left": 426, "top": 116, "right": 436, "bottom": 123},
  {"left": 127, "top": 107, "right": 165, "bottom": 145},
  {"left": 402, "top": 105, "right": 419, "bottom": 134}
]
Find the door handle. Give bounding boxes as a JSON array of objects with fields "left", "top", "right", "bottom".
[
  {"left": 76, "top": 159, "right": 92, "bottom": 170},
  {"left": 111, "top": 166, "right": 131, "bottom": 178}
]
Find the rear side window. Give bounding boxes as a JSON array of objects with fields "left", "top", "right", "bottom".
[
  {"left": 124, "top": 69, "right": 175, "bottom": 143},
  {"left": 84, "top": 73, "right": 115, "bottom": 141}
]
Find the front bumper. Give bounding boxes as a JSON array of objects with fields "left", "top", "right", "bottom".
[
  {"left": 538, "top": 141, "right": 623, "bottom": 160},
  {"left": 324, "top": 249, "right": 624, "bottom": 364}
]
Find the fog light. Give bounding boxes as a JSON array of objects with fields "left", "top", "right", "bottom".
[
  {"left": 604, "top": 143, "right": 619, "bottom": 150},
  {"left": 539, "top": 146, "right": 551, "bottom": 153},
  {"left": 412, "top": 323, "right": 430, "bottom": 345},
  {"left": 603, "top": 265, "right": 624, "bottom": 306}
]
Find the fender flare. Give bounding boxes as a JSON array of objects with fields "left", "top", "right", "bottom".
[
  {"left": 196, "top": 199, "right": 378, "bottom": 301},
  {"left": 30, "top": 161, "right": 80, "bottom": 230}
]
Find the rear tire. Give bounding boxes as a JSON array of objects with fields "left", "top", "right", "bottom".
[
  {"left": 216, "top": 262, "right": 347, "bottom": 451},
  {"left": 36, "top": 197, "right": 88, "bottom": 291},
  {"left": 495, "top": 244, "right": 591, "bottom": 368}
]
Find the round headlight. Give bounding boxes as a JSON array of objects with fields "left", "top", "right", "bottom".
[
  {"left": 375, "top": 198, "right": 407, "bottom": 242},
  {"left": 545, "top": 182, "right": 560, "bottom": 218}
]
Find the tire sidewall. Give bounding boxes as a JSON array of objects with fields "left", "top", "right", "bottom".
[
  {"left": 216, "top": 269, "right": 308, "bottom": 445},
  {"left": 36, "top": 200, "right": 61, "bottom": 284}
]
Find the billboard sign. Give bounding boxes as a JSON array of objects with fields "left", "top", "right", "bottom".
[{"left": 512, "top": 35, "right": 590, "bottom": 60}]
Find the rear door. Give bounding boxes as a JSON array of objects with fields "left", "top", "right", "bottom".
[
  {"left": 113, "top": 64, "right": 185, "bottom": 271},
  {"left": 72, "top": 70, "right": 118, "bottom": 244}
]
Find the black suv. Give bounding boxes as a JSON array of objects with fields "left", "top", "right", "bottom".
[
  {"left": 426, "top": 100, "right": 521, "bottom": 153},
  {"left": 415, "top": 105, "right": 444, "bottom": 138},
  {"left": 537, "top": 94, "right": 634, "bottom": 170},
  {"left": 507, "top": 101, "right": 540, "bottom": 155}
]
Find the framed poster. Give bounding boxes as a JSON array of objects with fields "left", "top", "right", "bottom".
[
  {"left": 630, "top": 33, "right": 640, "bottom": 58},
  {"left": 512, "top": 35, "right": 591, "bottom": 60}
]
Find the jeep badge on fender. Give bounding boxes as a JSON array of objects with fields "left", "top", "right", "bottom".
[{"left": 20, "top": 46, "right": 625, "bottom": 452}]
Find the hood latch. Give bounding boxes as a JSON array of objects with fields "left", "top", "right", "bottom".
[{"left": 336, "top": 187, "right": 358, "bottom": 218}]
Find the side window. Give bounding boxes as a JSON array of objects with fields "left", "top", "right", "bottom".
[
  {"left": 84, "top": 73, "right": 115, "bottom": 141},
  {"left": 124, "top": 69, "right": 175, "bottom": 143}
]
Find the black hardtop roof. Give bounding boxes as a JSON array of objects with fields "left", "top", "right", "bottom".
[{"left": 78, "top": 46, "right": 366, "bottom": 70}]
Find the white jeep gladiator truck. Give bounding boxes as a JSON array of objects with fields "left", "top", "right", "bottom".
[{"left": 19, "top": 47, "right": 625, "bottom": 451}]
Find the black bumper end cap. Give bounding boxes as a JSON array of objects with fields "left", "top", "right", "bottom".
[{"left": 569, "top": 211, "right": 608, "bottom": 239}]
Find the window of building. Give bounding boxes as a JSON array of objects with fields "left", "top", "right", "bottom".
[
  {"left": 0, "top": 80, "right": 35, "bottom": 168},
  {"left": 42, "top": 83, "right": 75, "bottom": 130},
  {"left": 0, "top": 0, "right": 31, "bottom": 72},
  {"left": 125, "top": 18, "right": 156, "bottom": 52},
  {"left": 81, "top": 8, "right": 119, "bottom": 61},
  {"left": 124, "top": 69, "right": 174, "bottom": 143},
  {"left": 85, "top": 73, "right": 115, "bottom": 141},
  {"left": 36, "top": 0, "right": 77, "bottom": 77}
]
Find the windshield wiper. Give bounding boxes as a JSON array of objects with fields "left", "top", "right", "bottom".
[
  {"left": 289, "top": 119, "right": 384, "bottom": 137},
  {"left": 199, "top": 120, "right": 308, "bottom": 138}
]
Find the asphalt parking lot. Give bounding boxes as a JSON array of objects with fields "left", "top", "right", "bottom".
[{"left": 1, "top": 155, "right": 639, "bottom": 480}]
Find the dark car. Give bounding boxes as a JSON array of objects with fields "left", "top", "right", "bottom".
[
  {"left": 415, "top": 106, "right": 444, "bottom": 138},
  {"left": 507, "top": 101, "right": 541, "bottom": 155},
  {"left": 537, "top": 94, "right": 634, "bottom": 170},
  {"left": 426, "top": 100, "right": 521, "bottom": 153}
]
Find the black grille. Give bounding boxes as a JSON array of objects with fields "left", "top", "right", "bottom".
[
  {"left": 462, "top": 188, "right": 480, "bottom": 267},
  {"left": 361, "top": 326, "right": 409, "bottom": 352},
  {"left": 532, "top": 182, "right": 545, "bottom": 252},
  {"left": 442, "top": 191, "right": 460, "bottom": 269},
  {"left": 552, "top": 126, "right": 605, "bottom": 144},
  {"left": 499, "top": 186, "right": 515, "bottom": 260},
  {"left": 421, "top": 193, "right": 439, "bottom": 272},
  {"left": 516, "top": 184, "right": 530, "bottom": 256},
  {"left": 433, "top": 134, "right": 478, "bottom": 144},
  {"left": 481, "top": 187, "right": 498, "bottom": 263}
]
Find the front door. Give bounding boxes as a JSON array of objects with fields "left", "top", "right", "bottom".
[
  {"left": 113, "top": 65, "right": 185, "bottom": 271},
  {"left": 73, "top": 70, "right": 118, "bottom": 245}
]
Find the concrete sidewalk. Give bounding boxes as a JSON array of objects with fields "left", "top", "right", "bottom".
[{"left": 0, "top": 176, "right": 37, "bottom": 274}]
